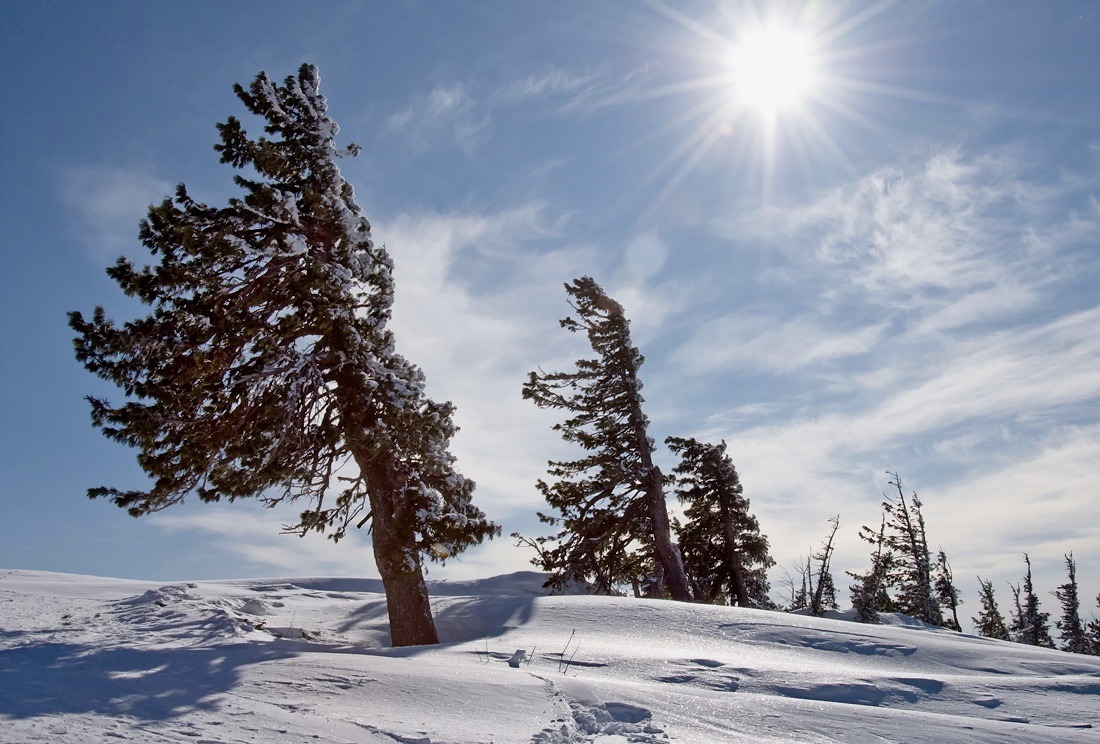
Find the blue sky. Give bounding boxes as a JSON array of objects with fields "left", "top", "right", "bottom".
[{"left": 2, "top": 1, "right": 1098, "bottom": 620}]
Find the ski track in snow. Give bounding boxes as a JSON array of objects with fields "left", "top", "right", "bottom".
[{"left": 1, "top": 569, "right": 1098, "bottom": 743}]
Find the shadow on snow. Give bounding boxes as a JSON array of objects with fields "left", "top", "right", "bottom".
[{"left": 0, "top": 640, "right": 296, "bottom": 721}]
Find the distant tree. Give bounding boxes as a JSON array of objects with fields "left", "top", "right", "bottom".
[
  {"left": 809, "top": 515, "right": 840, "bottom": 616},
  {"left": 518, "top": 277, "right": 691, "bottom": 600},
  {"left": 667, "top": 437, "right": 773, "bottom": 607},
  {"left": 972, "top": 577, "right": 1009, "bottom": 640},
  {"left": 848, "top": 515, "right": 894, "bottom": 624},
  {"left": 1053, "top": 552, "right": 1088, "bottom": 654},
  {"left": 880, "top": 473, "right": 942, "bottom": 625},
  {"left": 778, "top": 557, "right": 810, "bottom": 611},
  {"left": 1015, "top": 554, "right": 1054, "bottom": 647},
  {"left": 1007, "top": 582, "right": 1025, "bottom": 641},
  {"left": 1087, "top": 594, "right": 1100, "bottom": 656},
  {"left": 68, "top": 65, "right": 498, "bottom": 646},
  {"left": 934, "top": 550, "right": 963, "bottom": 631}
]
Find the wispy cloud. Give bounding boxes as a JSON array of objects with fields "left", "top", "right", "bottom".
[
  {"left": 60, "top": 165, "right": 172, "bottom": 260},
  {"left": 383, "top": 63, "right": 658, "bottom": 156},
  {"left": 151, "top": 504, "right": 377, "bottom": 577},
  {"left": 384, "top": 83, "right": 492, "bottom": 156},
  {"left": 492, "top": 68, "right": 598, "bottom": 105},
  {"left": 725, "top": 146, "right": 1099, "bottom": 314},
  {"left": 713, "top": 305, "right": 1100, "bottom": 487},
  {"left": 680, "top": 142, "right": 1100, "bottom": 607},
  {"left": 377, "top": 203, "right": 593, "bottom": 521},
  {"left": 929, "top": 425, "right": 1100, "bottom": 596},
  {"left": 674, "top": 313, "right": 889, "bottom": 375},
  {"left": 796, "top": 147, "right": 1031, "bottom": 298}
]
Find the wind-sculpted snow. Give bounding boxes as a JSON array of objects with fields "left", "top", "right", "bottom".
[{"left": 1, "top": 569, "right": 1098, "bottom": 742}]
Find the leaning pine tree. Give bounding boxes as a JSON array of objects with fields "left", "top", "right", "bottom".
[
  {"left": 68, "top": 65, "right": 498, "bottom": 647},
  {"left": 848, "top": 515, "right": 894, "bottom": 624},
  {"left": 1054, "top": 552, "right": 1088, "bottom": 654},
  {"left": 1015, "top": 553, "right": 1055, "bottom": 648},
  {"left": 972, "top": 577, "right": 1009, "bottom": 640},
  {"left": 880, "top": 473, "right": 942, "bottom": 626},
  {"left": 519, "top": 277, "right": 692, "bottom": 601},
  {"left": 666, "top": 437, "right": 773, "bottom": 607}
]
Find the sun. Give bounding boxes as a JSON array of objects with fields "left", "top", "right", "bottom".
[
  {"left": 620, "top": 1, "right": 913, "bottom": 211},
  {"left": 728, "top": 25, "right": 818, "bottom": 115}
]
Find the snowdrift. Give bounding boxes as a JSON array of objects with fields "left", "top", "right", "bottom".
[{"left": 1, "top": 569, "right": 1097, "bottom": 742}]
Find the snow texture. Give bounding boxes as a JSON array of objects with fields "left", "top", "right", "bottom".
[{"left": 1, "top": 568, "right": 1098, "bottom": 742}]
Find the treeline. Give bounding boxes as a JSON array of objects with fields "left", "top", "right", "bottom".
[
  {"left": 973, "top": 552, "right": 1100, "bottom": 655},
  {"left": 514, "top": 280, "right": 1099, "bottom": 657},
  {"left": 780, "top": 478, "right": 1100, "bottom": 655}
]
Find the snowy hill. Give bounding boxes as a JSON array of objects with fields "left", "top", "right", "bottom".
[{"left": 1, "top": 570, "right": 1098, "bottom": 742}]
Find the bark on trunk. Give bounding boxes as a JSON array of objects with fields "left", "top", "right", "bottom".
[
  {"left": 625, "top": 377, "right": 692, "bottom": 602},
  {"left": 359, "top": 456, "right": 440, "bottom": 646},
  {"left": 332, "top": 355, "right": 439, "bottom": 647},
  {"left": 719, "top": 499, "right": 752, "bottom": 607},
  {"left": 643, "top": 467, "right": 693, "bottom": 602}
]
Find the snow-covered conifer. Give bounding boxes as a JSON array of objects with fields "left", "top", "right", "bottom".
[
  {"left": 666, "top": 437, "right": 773, "bottom": 607},
  {"left": 809, "top": 515, "right": 840, "bottom": 617},
  {"left": 934, "top": 550, "right": 962, "bottom": 631},
  {"left": 1014, "top": 554, "right": 1054, "bottom": 648},
  {"left": 518, "top": 277, "right": 691, "bottom": 600},
  {"left": 880, "top": 473, "right": 942, "bottom": 626},
  {"left": 848, "top": 515, "right": 894, "bottom": 624},
  {"left": 1054, "top": 552, "right": 1088, "bottom": 654},
  {"left": 69, "top": 65, "right": 498, "bottom": 646},
  {"left": 1087, "top": 594, "right": 1100, "bottom": 656},
  {"left": 972, "top": 577, "right": 1009, "bottom": 640}
]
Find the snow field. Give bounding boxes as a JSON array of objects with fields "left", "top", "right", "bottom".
[{"left": 1, "top": 569, "right": 1098, "bottom": 742}]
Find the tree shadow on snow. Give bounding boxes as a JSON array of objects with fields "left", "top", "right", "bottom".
[
  {"left": 337, "top": 594, "right": 540, "bottom": 657},
  {"left": 432, "top": 594, "right": 537, "bottom": 645},
  {"left": 0, "top": 640, "right": 296, "bottom": 721}
]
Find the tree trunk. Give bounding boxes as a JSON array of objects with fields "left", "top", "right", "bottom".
[
  {"left": 333, "top": 358, "right": 439, "bottom": 647},
  {"left": 621, "top": 371, "right": 692, "bottom": 603},
  {"left": 362, "top": 455, "right": 440, "bottom": 647},
  {"left": 719, "top": 498, "right": 751, "bottom": 607},
  {"left": 643, "top": 467, "right": 693, "bottom": 602}
]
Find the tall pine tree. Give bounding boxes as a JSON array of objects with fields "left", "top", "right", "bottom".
[
  {"left": 1054, "top": 552, "right": 1088, "bottom": 654},
  {"left": 848, "top": 515, "right": 894, "bottom": 624},
  {"left": 934, "top": 549, "right": 963, "bottom": 631},
  {"left": 69, "top": 65, "right": 498, "bottom": 646},
  {"left": 666, "top": 437, "right": 772, "bottom": 606},
  {"left": 1087, "top": 594, "right": 1100, "bottom": 656},
  {"left": 972, "top": 577, "right": 1009, "bottom": 640},
  {"left": 809, "top": 515, "right": 840, "bottom": 617},
  {"left": 1015, "top": 554, "right": 1054, "bottom": 647},
  {"left": 519, "top": 277, "right": 691, "bottom": 600},
  {"left": 880, "top": 473, "right": 942, "bottom": 625}
]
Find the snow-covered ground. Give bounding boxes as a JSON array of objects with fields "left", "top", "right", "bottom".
[{"left": 1, "top": 569, "right": 1097, "bottom": 743}]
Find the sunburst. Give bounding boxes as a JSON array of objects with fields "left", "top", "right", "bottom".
[
  {"left": 728, "top": 24, "right": 819, "bottom": 115},
  {"left": 617, "top": 1, "right": 927, "bottom": 214}
]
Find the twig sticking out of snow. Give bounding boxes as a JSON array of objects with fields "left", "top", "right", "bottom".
[
  {"left": 558, "top": 630, "right": 580, "bottom": 675},
  {"left": 564, "top": 641, "right": 581, "bottom": 676}
]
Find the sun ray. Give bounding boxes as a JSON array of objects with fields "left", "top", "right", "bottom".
[{"left": 587, "top": 3, "right": 944, "bottom": 224}]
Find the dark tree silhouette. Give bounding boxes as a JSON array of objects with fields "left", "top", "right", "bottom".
[
  {"left": 666, "top": 437, "right": 772, "bottom": 606},
  {"left": 519, "top": 277, "right": 691, "bottom": 600},
  {"left": 1054, "top": 552, "right": 1088, "bottom": 654},
  {"left": 69, "top": 65, "right": 498, "bottom": 646},
  {"left": 972, "top": 577, "right": 1009, "bottom": 640}
]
